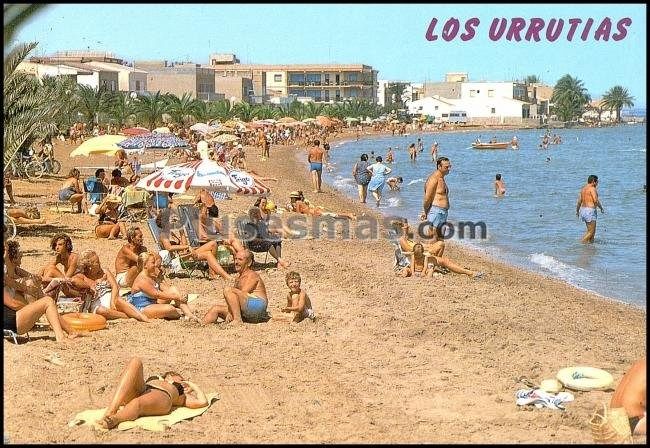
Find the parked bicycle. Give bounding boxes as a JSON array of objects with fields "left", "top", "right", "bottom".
[{"left": 9, "top": 146, "right": 61, "bottom": 180}]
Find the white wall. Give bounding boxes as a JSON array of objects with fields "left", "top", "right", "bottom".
[
  {"left": 461, "top": 82, "right": 515, "bottom": 101},
  {"left": 77, "top": 72, "right": 100, "bottom": 89},
  {"left": 408, "top": 97, "right": 456, "bottom": 119}
]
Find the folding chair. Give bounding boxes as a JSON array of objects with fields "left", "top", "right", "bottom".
[
  {"left": 83, "top": 176, "right": 107, "bottom": 215},
  {"left": 177, "top": 205, "right": 234, "bottom": 269},
  {"left": 236, "top": 218, "right": 271, "bottom": 266},
  {"left": 146, "top": 218, "right": 210, "bottom": 279},
  {"left": 120, "top": 187, "right": 151, "bottom": 223},
  {"left": 4, "top": 329, "right": 29, "bottom": 344}
]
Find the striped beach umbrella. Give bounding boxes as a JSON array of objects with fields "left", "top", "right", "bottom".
[{"left": 136, "top": 159, "right": 270, "bottom": 196}]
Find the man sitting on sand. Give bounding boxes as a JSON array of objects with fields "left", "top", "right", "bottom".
[
  {"left": 114, "top": 227, "right": 149, "bottom": 288},
  {"left": 202, "top": 250, "right": 269, "bottom": 325},
  {"left": 610, "top": 358, "right": 646, "bottom": 435}
]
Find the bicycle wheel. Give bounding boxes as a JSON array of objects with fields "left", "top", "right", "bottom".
[
  {"left": 25, "top": 161, "right": 45, "bottom": 180},
  {"left": 51, "top": 159, "right": 62, "bottom": 174}
]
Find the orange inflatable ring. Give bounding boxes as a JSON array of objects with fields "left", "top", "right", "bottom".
[{"left": 61, "top": 313, "right": 107, "bottom": 332}]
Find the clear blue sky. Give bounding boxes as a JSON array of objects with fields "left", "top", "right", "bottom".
[{"left": 12, "top": 3, "right": 647, "bottom": 105}]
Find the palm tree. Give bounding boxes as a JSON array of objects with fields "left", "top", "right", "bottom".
[
  {"left": 4, "top": 4, "right": 48, "bottom": 48},
  {"left": 601, "top": 86, "right": 635, "bottom": 123},
  {"left": 253, "top": 104, "right": 280, "bottom": 120},
  {"left": 550, "top": 74, "right": 591, "bottom": 122},
  {"left": 303, "top": 101, "right": 326, "bottom": 118},
  {"left": 107, "top": 91, "right": 136, "bottom": 128},
  {"left": 206, "top": 99, "right": 236, "bottom": 123},
  {"left": 165, "top": 92, "right": 201, "bottom": 126},
  {"left": 75, "top": 84, "right": 113, "bottom": 126},
  {"left": 133, "top": 91, "right": 168, "bottom": 130},
  {"left": 232, "top": 101, "right": 256, "bottom": 122},
  {"left": 4, "top": 42, "right": 73, "bottom": 168}
]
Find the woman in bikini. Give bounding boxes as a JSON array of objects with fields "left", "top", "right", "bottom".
[
  {"left": 127, "top": 252, "right": 200, "bottom": 322},
  {"left": 58, "top": 168, "right": 84, "bottom": 213},
  {"left": 71, "top": 250, "right": 151, "bottom": 322},
  {"left": 97, "top": 357, "right": 208, "bottom": 430},
  {"left": 94, "top": 195, "right": 127, "bottom": 239}
]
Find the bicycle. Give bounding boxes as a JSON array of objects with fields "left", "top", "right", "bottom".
[
  {"left": 10, "top": 149, "right": 42, "bottom": 180},
  {"left": 27, "top": 146, "right": 62, "bottom": 177}
]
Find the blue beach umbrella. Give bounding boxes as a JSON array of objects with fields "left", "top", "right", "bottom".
[{"left": 117, "top": 133, "right": 189, "bottom": 151}]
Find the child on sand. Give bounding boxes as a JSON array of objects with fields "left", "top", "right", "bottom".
[{"left": 281, "top": 271, "right": 315, "bottom": 322}]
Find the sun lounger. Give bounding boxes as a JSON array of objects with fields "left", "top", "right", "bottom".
[{"left": 3, "top": 329, "right": 29, "bottom": 344}]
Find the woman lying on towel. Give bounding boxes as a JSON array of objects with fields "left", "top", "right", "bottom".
[{"left": 97, "top": 357, "right": 208, "bottom": 430}]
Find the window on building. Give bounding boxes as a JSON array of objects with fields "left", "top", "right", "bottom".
[
  {"left": 434, "top": 106, "right": 439, "bottom": 110},
  {"left": 442, "top": 113, "right": 449, "bottom": 118},
  {"left": 289, "top": 73, "right": 304, "bottom": 85},
  {"left": 348, "top": 73, "right": 358, "bottom": 82},
  {"left": 305, "top": 73, "right": 321, "bottom": 85},
  {"left": 135, "top": 80, "right": 141, "bottom": 91},
  {"left": 469, "top": 90, "right": 476, "bottom": 97},
  {"left": 274, "top": 74, "right": 282, "bottom": 82},
  {"left": 488, "top": 89, "right": 495, "bottom": 97},
  {"left": 491, "top": 107, "right": 496, "bottom": 114}
]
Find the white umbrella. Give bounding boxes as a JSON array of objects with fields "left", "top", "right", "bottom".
[
  {"left": 190, "top": 123, "right": 215, "bottom": 134},
  {"left": 136, "top": 159, "right": 270, "bottom": 196}
]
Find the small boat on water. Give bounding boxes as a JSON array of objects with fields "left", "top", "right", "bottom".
[{"left": 471, "top": 142, "right": 511, "bottom": 150}]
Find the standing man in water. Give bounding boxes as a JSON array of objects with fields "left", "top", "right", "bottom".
[
  {"left": 576, "top": 174, "right": 604, "bottom": 243},
  {"left": 421, "top": 157, "right": 451, "bottom": 242}
]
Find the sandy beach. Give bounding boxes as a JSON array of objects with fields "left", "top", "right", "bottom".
[{"left": 3, "top": 134, "right": 646, "bottom": 443}]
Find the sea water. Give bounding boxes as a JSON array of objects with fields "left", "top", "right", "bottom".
[{"left": 323, "top": 125, "right": 647, "bottom": 307}]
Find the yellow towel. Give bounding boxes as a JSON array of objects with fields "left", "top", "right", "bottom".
[
  {"left": 68, "top": 393, "right": 218, "bottom": 432},
  {"left": 118, "top": 287, "right": 131, "bottom": 297}
]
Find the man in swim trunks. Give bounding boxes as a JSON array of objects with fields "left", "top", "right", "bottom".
[
  {"left": 610, "top": 358, "right": 646, "bottom": 436},
  {"left": 421, "top": 157, "right": 452, "bottom": 242},
  {"left": 576, "top": 174, "right": 604, "bottom": 243},
  {"left": 202, "top": 249, "right": 269, "bottom": 325},
  {"left": 114, "top": 227, "right": 148, "bottom": 288},
  {"left": 307, "top": 139, "right": 325, "bottom": 193}
]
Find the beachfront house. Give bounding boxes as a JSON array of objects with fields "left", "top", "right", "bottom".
[
  {"left": 208, "top": 53, "right": 378, "bottom": 105},
  {"left": 82, "top": 61, "right": 148, "bottom": 95},
  {"left": 407, "top": 95, "right": 458, "bottom": 122},
  {"left": 16, "top": 61, "right": 92, "bottom": 84}
]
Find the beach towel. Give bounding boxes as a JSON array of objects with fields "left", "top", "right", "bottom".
[
  {"left": 68, "top": 393, "right": 218, "bottom": 432},
  {"left": 515, "top": 388, "right": 574, "bottom": 410}
]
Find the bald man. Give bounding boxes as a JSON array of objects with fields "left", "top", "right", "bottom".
[
  {"left": 202, "top": 249, "right": 269, "bottom": 325},
  {"left": 610, "top": 358, "right": 646, "bottom": 435}
]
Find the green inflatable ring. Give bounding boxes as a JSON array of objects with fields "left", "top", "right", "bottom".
[{"left": 556, "top": 366, "right": 614, "bottom": 391}]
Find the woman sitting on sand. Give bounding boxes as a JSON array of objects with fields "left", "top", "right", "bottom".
[
  {"left": 39, "top": 233, "right": 84, "bottom": 298},
  {"left": 399, "top": 243, "right": 434, "bottom": 278},
  {"left": 70, "top": 250, "right": 151, "bottom": 322},
  {"left": 58, "top": 168, "right": 84, "bottom": 213},
  {"left": 391, "top": 219, "right": 483, "bottom": 279},
  {"left": 4, "top": 240, "right": 79, "bottom": 342},
  {"left": 94, "top": 194, "right": 127, "bottom": 239},
  {"left": 244, "top": 207, "right": 290, "bottom": 268},
  {"left": 97, "top": 357, "right": 208, "bottom": 430},
  {"left": 5, "top": 239, "right": 48, "bottom": 302},
  {"left": 127, "top": 252, "right": 200, "bottom": 322}
]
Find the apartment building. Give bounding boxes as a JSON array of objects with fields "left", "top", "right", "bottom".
[
  {"left": 208, "top": 54, "right": 378, "bottom": 104},
  {"left": 134, "top": 61, "right": 222, "bottom": 101}
]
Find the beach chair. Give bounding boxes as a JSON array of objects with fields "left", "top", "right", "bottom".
[
  {"left": 146, "top": 217, "right": 210, "bottom": 279},
  {"left": 387, "top": 230, "right": 411, "bottom": 273},
  {"left": 83, "top": 176, "right": 108, "bottom": 215},
  {"left": 235, "top": 218, "right": 271, "bottom": 266},
  {"left": 120, "top": 187, "right": 151, "bottom": 223},
  {"left": 3, "top": 329, "right": 29, "bottom": 344},
  {"left": 177, "top": 205, "right": 234, "bottom": 268}
]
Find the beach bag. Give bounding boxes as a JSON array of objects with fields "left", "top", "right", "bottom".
[{"left": 589, "top": 403, "right": 633, "bottom": 444}]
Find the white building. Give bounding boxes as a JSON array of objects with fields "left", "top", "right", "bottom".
[
  {"left": 16, "top": 61, "right": 92, "bottom": 82},
  {"left": 83, "top": 61, "right": 147, "bottom": 93},
  {"left": 408, "top": 95, "right": 458, "bottom": 121},
  {"left": 459, "top": 81, "right": 530, "bottom": 121}
]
